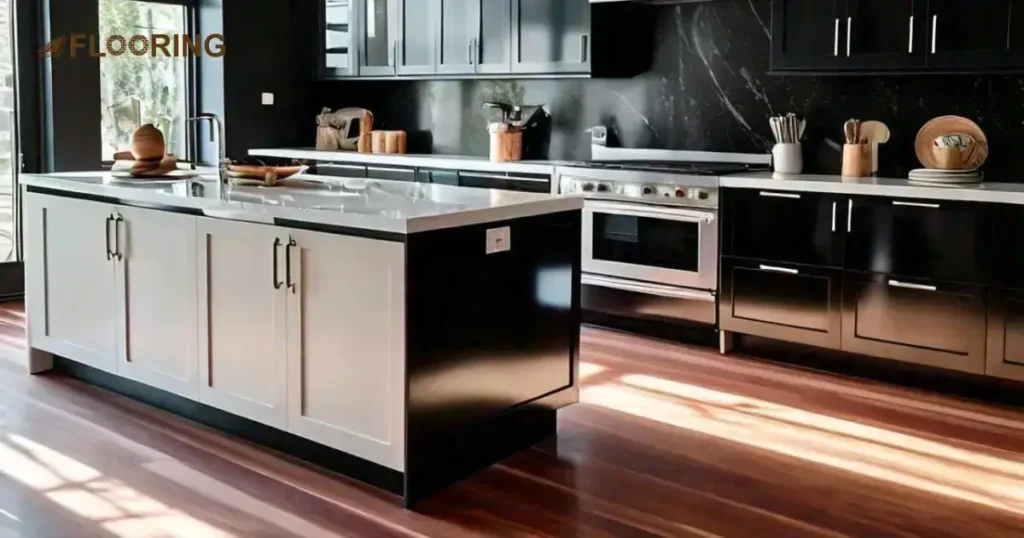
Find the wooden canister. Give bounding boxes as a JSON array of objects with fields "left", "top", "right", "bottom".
[
  {"left": 370, "top": 131, "right": 408, "bottom": 154},
  {"left": 489, "top": 123, "right": 523, "bottom": 162},
  {"left": 842, "top": 144, "right": 870, "bottom": 178}
]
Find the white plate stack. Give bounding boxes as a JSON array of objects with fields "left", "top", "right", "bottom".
[{"left": 907, "top": 168, "right": 984, "bottom": 184}]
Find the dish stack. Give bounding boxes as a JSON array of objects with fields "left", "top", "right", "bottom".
[{"left": 909, "top": 116, "right": 988, "bottom": 184}]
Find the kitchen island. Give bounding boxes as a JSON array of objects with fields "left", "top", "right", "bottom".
[{"left": 21, "top": 172, "right": 582, "bottom": 506}]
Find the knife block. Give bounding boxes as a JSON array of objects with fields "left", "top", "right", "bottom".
[{"left": 489, "top": 124, "right": 523, "bottom": 163}]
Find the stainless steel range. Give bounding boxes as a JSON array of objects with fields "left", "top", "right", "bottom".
[{"left": 557, "top": 145, "right": 771, "bottom": 327}]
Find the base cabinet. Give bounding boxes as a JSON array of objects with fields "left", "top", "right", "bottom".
[
  {"left": 841, "top": 272, "right": 986, "bottom": 374},
  {"left": 986, "top": 287, "right": 1024, "bottom": 381}
]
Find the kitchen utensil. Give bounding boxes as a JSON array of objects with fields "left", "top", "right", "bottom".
[
  {"left": 489, "top": 123, "right": 523, "bottom": 162},
  {"left": 316, "top": 107, "right": 374, "bottom": 151},
  {"left": 932, "top": 133, "right": 978, "bottom": 170},
  {"left": 915, "top": 115, "right": 987, "bottom": 169},
  {"left": 842, "top": 143, "right": 870, "bottom": 178},
  {"left": 769, "top": 114, "right": 804, "bottom": 144},
  {"left": 131, "top": 124, "right": 165, "bottom": 161},
  {"left": 227, "top": 164, "right": 309, "bottom": 186},
  {"left": 843, "top": 119, "right": 861, "bottom": 145},
  {"left": 772, "top": 143, "right": 802, "bottom": 174},
  {"left": 859, "top": 120, "right": 890, "bottom": 174},
  {"left": 483, "top": 102, "right": 513, "bottom": 124}
]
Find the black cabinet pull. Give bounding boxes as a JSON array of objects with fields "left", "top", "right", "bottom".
[
  {"left": 273, "top": 237, "right": 283, "bottom": 290},
  {"left": 113, "top": 214, "right": 124, "bottom": 261},
  {"left": 286, "top": 237, "right": 297, "bottom": 293},
  {"left": 105, "top": 215, "right": 114, "bottom": 260}
]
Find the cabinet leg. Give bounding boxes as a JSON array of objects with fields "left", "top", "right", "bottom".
[
  {"left": 28, "top": 348, "right": 53, "bottom": 374},
  {"left": 719, "top": 330, "right": 735, "bottom": 355}
]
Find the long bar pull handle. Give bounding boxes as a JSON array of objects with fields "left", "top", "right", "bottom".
[
  {"left": 759, "top": 264, "right": 799, "bottom": 275},
  {"left": 909, "top": 15, "right": 915, "bottom": 53},
  {"left": 113, "top": 214, "right": 124, "bottom": 261},
  {"left": 759, "top": 191, "right": 801, "bottom": 199},
  {"left": 834, "top": 18, "right": 840, "bottom": 56},
  {"left": 847, "top": 199, "right": 853, "bottom": 233},
  {"left": 580, "top": 34, "right": 589, "bottom": 63},
  {"left": 846, "top": 17, "right": 852, "bottom": 56},
  {"left": 469, "top": 38, "right": 474, "bottom": 65},
  {"left": 893, "top": 201, "right": 941, "bottom": 209},
  {"left": 286, "top": 237, "right": 297, "bottom": 293},
  {"left": 831, "top": 201, "right": 837, "bottom": 232},
  {"left": 105, "top": 215, "right": 114, "bottom": 261},
  {"left": 889, "top": 280, "right": 938, "bottom": 292},
  {"left": 931, "top": 15, "right": 937, "bottom": 54},
  {"left": 272, "top": 237, "right": 283, "bottom": 290}
]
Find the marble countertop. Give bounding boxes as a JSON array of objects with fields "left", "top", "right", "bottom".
[
  {"left": 22, "top": 172, "right": 581, "bottom": 235},
  {"left": 721, "top": 172, "right": 1024, "bottom": 204},
  {"left": 249, "top": 148, "right": 558, "bottom": 176}
]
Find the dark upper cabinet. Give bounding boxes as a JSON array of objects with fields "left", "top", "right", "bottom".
[
  {"left": 844, "top": 196, "right": 990, "bottom": 284},
  {"left": 842, "top": 271, "right": 986, "bottom": 374},
  {"left": 723, "top": 188, "right": 844, "bottom": 267},
  {"left": 925, "top": 0, "right": 1024, "bottom": 70},
  {"left": 845, "top": 0, "right": 925, "bottom": 69},
  {"left": 771, "top": 0, "right": 846, "bottom": 71}
]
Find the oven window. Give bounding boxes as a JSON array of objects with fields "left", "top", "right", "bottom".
[{"left": 592, "top": 213, "right": 700, "bottom": 271}]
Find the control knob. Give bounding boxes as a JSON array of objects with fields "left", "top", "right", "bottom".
[
  {"left": 675, "top": 188, "right": 687, "bottom": 198},
  {"left": 641, "top": 185, "right": 655, "bottom": 196},
  {"left": 596, "top": 183, "right": 610, "bottom": 192},
  {"left": 581, "top": 182, "right": 596, "bottom": 192}
]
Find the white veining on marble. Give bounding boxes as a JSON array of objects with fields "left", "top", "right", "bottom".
[
  {"left": 748, "top": 0, "right": 770, "bottom": 38},
  {"left": 612, "top": 91, "right": 657, "bottom": 141}
]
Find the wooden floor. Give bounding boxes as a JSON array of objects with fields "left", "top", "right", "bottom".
[{"left": 3, "top": 303, "right": 1024, "bottom": 537}]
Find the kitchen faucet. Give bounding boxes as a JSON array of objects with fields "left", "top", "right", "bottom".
[{"left": 187, "top": 113, "right": 228, "bottom": 200}]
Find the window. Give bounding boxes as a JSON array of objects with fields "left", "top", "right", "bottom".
[{"left": 99, "top": 0, "right": 190, "bottom": 161}]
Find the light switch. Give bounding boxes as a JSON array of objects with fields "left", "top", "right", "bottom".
[
  {"left": 486, "top": 227, "right": 511, "bottom": 255},
  {"left": 261, "top": 93, "right": 275, "bottom": 106}
]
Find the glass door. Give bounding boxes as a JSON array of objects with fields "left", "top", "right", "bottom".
[{"left": 0, "top": 0, "right": 22, "bottom": 299}]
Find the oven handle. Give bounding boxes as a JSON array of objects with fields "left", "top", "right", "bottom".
[
  {"left": 582, "top": 274, "right": 716, "bottom": 302},
  {"left": 585, "top": 201, "right": 716, "bottom": 224}
]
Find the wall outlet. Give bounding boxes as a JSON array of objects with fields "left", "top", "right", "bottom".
[
  {"left": 486, "top": 227, "right": 511, "bottom": 255},
  {"left": 261, "top": 93, "right": 275, "bottom": 106}
]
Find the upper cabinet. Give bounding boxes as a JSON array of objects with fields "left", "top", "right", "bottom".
[
  {"left": 358, "top": 0, "right": 399, "bottom": 76},
  {"left": 511, "top": 0, "right": 590, "bottom": 74},
  {"left": 322, "top": 0, "right": 357, "bottom": 77},
  {"left": 437, "top": 0, "right": 513, "bottom": 75},
  {"left": 771, "top": 0, "right": 1024, "bottom": 74}
]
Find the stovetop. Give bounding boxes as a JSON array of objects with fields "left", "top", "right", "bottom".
[{"left": 564, "top": 160, "right": 770, "bottom": 176}]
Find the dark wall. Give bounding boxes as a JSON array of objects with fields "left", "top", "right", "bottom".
[{"left": 314, "top": 0, "right": 1024, "bottom": 181}]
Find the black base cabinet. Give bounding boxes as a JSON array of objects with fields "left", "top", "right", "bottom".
[
  {"left": 986, "top": 287, "right": 1024, "bottom": 381},
  {"left": 720, "top": 257, "right": 842, "bottom": 349},
  {"left": 841, "top": 271, "right": 987, "bottom": 374},
  {"left": 723, "top": 188, "right": 844, "bottom": 267}
]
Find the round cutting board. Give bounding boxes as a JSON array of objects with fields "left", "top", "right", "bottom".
[{"left": 915, "top": 115, "right": 987, "bottom": 169}]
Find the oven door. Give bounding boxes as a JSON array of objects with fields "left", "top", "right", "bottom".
[{"left": 583, "top": 200, "right": 718, "bottom": 290}]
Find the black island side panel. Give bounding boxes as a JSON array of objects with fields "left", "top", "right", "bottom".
[{"left": 403, "top": 210, "right": 582, "bottom": 506}]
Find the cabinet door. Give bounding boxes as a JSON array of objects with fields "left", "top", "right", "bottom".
[
  {"left": 437, "top": 0, "right": 477, "bottom": 74},
  {"left": 842, "top": 271, "right": 985, "bottom": 374},
  {"left": 720, "top": 257, "right": 842, "bottom": 350},
  {"left": 24, "top": 194, "right": 117, "bottom": 372},
  {"left": 770, "top": 0, "right": 845, "bottom": 71},
  {"left": 844, "top": 0, "right": 926, "bottom": 69},
  {"left": 926, "top": 0, "right": 1024, "bottom": 70},
  {"left": 114, "top": 207, "right": 199, "bottom": 400},
  {"left": 397, "top": 0, "right": 436, "bottom": 75},
  {"left": 477, "top": 0, "right": 512, "bottom": 74},
  {"left": 845, "top": 196, "right": 989, "bottom": 284},
  {"left": 987, "top": 287, "right": 1024, "bottom": 381},
  {"left": 285, "top": 229, "right": 406, "bottom": 471},
  {"left": 359, "top": 0, "right": 398, "bottom": 76},
  {"left": 511, "top": 0, "right": 589, "bottom": 74},
  {"left": 322, "top": 0, "right": 358, "bottom": 77},
  {"left": 723, "top": 188, "right": 843, "bottom": 267},
  {"left": 196, "top": 219, "right": 288, "bottom": 429}
]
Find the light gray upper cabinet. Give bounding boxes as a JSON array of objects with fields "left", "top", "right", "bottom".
[
  {"left": 322, "top": 0, "right": 358, "bottom": 77},
  {"left": 358, "top": 0, "right": 399, "bottom": 76},
  {"left": 476, "top": 0, "right": 513, "bottom": 74},
  {"left": 511, "top": 0, "right": 591, "bottom": 74},
  {"left": 397, "top": 0, "right": 437, "bottom": 75},
  {"left": 437, "top": 0, "right": 479, "bottom": 74}
]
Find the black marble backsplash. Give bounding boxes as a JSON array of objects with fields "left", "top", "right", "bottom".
[{"left": 314, "top": 0, "right": 1024, "bottom": 181}]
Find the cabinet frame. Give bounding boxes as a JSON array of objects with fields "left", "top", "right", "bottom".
[
  {"left": 510, "top": 0, "right": 590, "bottom": 74},
  {"left": 320, "top": 0, "right": 360, "bottom": 78}
]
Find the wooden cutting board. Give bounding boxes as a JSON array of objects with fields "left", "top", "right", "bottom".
[{"left": 915, "top": 116, "right": 987, "bottom": 169}]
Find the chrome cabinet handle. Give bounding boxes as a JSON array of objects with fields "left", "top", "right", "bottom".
[
  {"left": 909, "top": 15, "right": 914, "bottom": 53},
  {"left": 759, "top": 191, "right": 801, "bottom": 199},
  {"left": 469, "top": 38, "right": 474, "bottom": 64},
  {"left": 105, "top": 214, "right": 114, "bottom": 261},
  {"left": 272, "top": 237, "right": 283, "bottom": 290},
  {"left": 831, "top": 201, "right": 837, "bottom": 232},
  {"left": 893, "top": 201, "right": 940, "bottom": 209},
  {"left": 286, "top": 237, "right": 297, "bottom": 293},
  {"left": 580, "top": 34, "right": 589, "bottom": 63},
  {"left": 931, "top": 15, "right": 937, "bottom": 54},
  {"left": 113, "top": 214, "right": 124, "bottom": 261},
  {"left": 888, "top": 280, "right": 937, "bottom": 292},
  {"left": 847, "top": 199, "right": 853, "bottom": 232},
  {"left": 759, "top": 264, "right": 799, "bottom": 275},
  {"left": 846, "top": 17, "right": 852, "bottom": 57},
  {"left": 834, "top": 18, "right": 840, "bottom": 56}
]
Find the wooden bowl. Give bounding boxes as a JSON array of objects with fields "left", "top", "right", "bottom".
[
  {"left": 131, "top": 124, "right": 165, "bottom": 161},
  {"left": 915, "top": 115, "right": 987, "bottom": 169}
]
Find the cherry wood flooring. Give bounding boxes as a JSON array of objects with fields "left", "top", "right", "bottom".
[{"left": 2, "top": 303, "right": 1024, "bottom": 536}]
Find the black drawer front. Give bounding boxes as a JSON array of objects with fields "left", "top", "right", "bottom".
[
  {"left": 367, "top": 165, "right": 416, "bottom": 182},
  {"left": 845, "top": 196, "right": 990, "bottom": 284},
  {"left": 724, "top": 188, "right": 842, "bottom": 267},
  {"left": 986, "top": 287, "right": 1024, "bottom": 382},
  {"left": 317, "top": 163, "right": 367, "bottom": 178},
  {"left": 460, "top": 172, "right": 551, "bottom": 193},
  {"left": 992, "top": 204, "right": 1024, "bottom": 290},
  {"left": 418, "top": 168, "right": 459, "bottom": 186},
  {"left": 720, "top": 257, "right": 841, "bottom": 349},
  {"left": 842, "top": 272, "right": 986, "bottom": 374}
]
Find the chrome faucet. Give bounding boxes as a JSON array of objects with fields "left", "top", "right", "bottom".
[{"left": 188, "top": 113, "right": 228, "bottom": 200}]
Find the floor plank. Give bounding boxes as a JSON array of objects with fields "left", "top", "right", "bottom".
[{"left": 1, "top": 302, "right": 1024, "bottom": 536}]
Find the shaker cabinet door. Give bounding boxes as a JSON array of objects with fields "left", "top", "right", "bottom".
[
  {"left": 770, "top": 0, "right": 845, "bottom": 71},
  {"left": 987, "top": 287, "right": 1024, "bottom": 382},
  {"left": 476, "top": 0, "right": 512, "bottom": 74},
  {"left": 723, "top": 188, "right": 843, "bottom": 267},
  {"left": 322, "top": 0, "right": 358, "bottom": 77},
  {"left": 437, "top": 0, "right": 478, "bottom": 74},
  {"left": 844, "top": 0, "right": 925, "bottom": 69},
  {"left": 359, "top": 0, "right": 399, "bottom": 76},
  {"left": 511, "top": 0, "right": 589, "bottom": 74},
  {"left": 925, "top": 0, "right": 1024, "bottom": 70},
  {"left": 397, "top": 0, "right": 437, "bottom": 75}
]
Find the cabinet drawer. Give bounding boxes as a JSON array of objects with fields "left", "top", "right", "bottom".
[
  {"left": 845, "top": 196, "right": 990, "bottom": 284},
  {"left": 367, "top": 165, "right": 416, "bottom": 182},
  {"left": 723, "top": 188, "right": 843, "bottom": 267},
  {"left": 842, "top": 272, "right": 985, "bottom": 374},
  {"left": 986, "top": 287, "right": 1024, "bottom": 381},
  {"left": 720, "top": 257, "right": 842, "bottom": 349},
  {"left": 317, "top": 163, "right": 368, "bottom": 178}
]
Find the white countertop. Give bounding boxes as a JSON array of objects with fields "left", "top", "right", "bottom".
[
  {"left": 721, "top": 172, "right": 1024, "bottom": 204},
  {"left": 249, "top": 148, "right": 558, "bottom": 176},
  {"left": 22, "top": 172, "right": 581, "bottom": 235}
]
